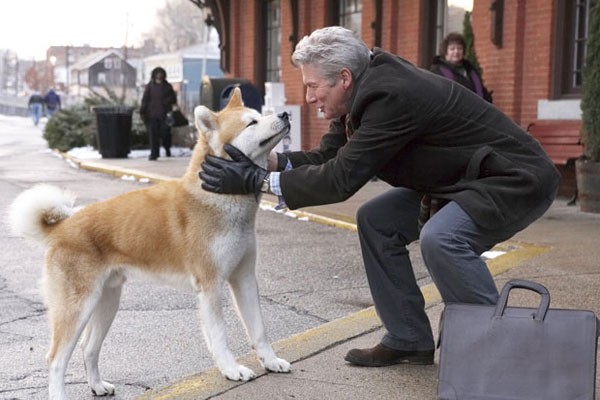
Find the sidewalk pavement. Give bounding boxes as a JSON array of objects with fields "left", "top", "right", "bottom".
[{"left": 63, "top": 151, "right": 600, "bottom": 399}]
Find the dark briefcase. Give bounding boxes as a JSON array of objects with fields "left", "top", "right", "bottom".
[{"left": 437, "top": 279, "right": 599, "bottom": 400}]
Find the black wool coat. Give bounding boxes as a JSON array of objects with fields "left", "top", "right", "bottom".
[
  {"left": 280, "top": 49, "right": 559, "bottom": 230},
  {"left": 140, "top": 80, "right": 176, "bottom": 120}
]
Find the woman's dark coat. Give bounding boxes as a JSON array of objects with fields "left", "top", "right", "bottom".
[
  {"left": 430, "top": 56, "right": 493, "bottom": 103},
  {"left": 140, "top": 67, "right": 177, "bottom": 121}
]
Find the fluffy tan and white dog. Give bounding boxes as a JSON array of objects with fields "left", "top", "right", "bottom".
[{"left": 8, "top": 88, "right": 291, "bottom": 400}]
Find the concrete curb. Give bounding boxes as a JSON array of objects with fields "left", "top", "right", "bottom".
[{"left": 57, "top": 151, "right": 176, "bottom": 184}]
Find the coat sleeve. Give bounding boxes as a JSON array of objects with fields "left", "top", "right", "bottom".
[
  {"left": 166, "top": 83, "right": 177, "bottom": 109},
  {"left": 140, "top": 86, "right": 150, "bottom": 120},
  {"left": 280, "top": 86, "right": 425, "bottom": 210},
  {"left": 285, "top": 118, "right": 347, "bottom": 167}
]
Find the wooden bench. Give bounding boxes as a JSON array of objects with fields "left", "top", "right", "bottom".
[
  {"left": 526, "top": 120, "right": 583, "bottom": 203},
  {"left": 527, "top": 120, "right": 583, "bottom": 165}
]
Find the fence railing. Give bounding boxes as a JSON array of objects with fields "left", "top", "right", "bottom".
[{"left": 0, "top": 94, "right": 28, "bottom": 117}]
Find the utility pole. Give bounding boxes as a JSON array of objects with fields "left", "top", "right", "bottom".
[
  {"left": 14, "top": 57, "right": 19, "bottom": 94},
  {"left": 65, "top": 46, "right": 70, "bottom": 94}
]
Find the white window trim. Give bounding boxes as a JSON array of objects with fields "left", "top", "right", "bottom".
[{"left": 537, "top": 99, "right": 581, "bottom": 120}]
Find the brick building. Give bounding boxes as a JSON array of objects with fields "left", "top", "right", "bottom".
[{"left": 196, "top": 0, "right": 596, "bottom": 194}]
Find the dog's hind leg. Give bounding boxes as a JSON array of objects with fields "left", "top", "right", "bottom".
[
  {"left": 45, "top": 267, "right": 104, "bottom": 400},
  {"left": 227, "top": 253, "right": 291, "bottom": 374},
  {"left": 195, "top": 279, "right": 256, "bottom": 381},
  {"left": 80, "top": 271, "right": 125, "bottom": 396}
]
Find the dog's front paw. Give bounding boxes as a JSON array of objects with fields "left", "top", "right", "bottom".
[
  {"left": 263, "top": 357, "right": 291, "bottom": 373},
  {"left": 89, "top": 380, "right": 115, "bottom": 396},
  {"left": 221, "top": 364, "right": 256, "bottom": 381}
]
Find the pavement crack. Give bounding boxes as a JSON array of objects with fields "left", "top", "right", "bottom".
[
  {"left": 261, "top": 295, "right": 329, "bottom": 324},
  {"left": 0, "top": 385, "right": 46, "bottom": 398}
]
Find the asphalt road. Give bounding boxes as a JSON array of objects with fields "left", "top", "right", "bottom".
[{"left": 0, "top": 115, "right": 431, "bottom": 399}]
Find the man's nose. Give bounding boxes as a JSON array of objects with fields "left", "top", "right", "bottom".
[{"left": 305, "top": 88, "right": 316, "bottom": 104}]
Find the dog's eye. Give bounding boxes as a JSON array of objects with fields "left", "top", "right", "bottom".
[{"left": 246, "top": 120, "right": 258, "bottom": 127}]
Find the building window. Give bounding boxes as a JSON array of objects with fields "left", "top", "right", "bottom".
[
  {"left": 434, "top": 0, "right": 447, "bottom": 53},
  {"left": 554, "top": 0, "right": 597, "bottom": 98},
  {"left": 419, "top": 0, "right": 446, "bottom": 67},
  {"left": 265, "top": 0, "right": 281, "bottom": 83},
  {"left": 104, "top": 58, "right": 112, "bottom": 69},
  {"left": 340, "top": 0, "right": 362, "bottom": 36}
]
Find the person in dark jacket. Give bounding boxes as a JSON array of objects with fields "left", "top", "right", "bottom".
[
  {"left": 140, "top": 66, "right": 177, "bottom": 160},
  {"left": 430, "top": 32, "right": 493, "bottom": 103},
  {"left": 43, "top": 89, "right": 61, "bottom": 118},
  {"left": 28, "top": 92, "right": 44, "bottom": 126},
  {"left": 199, "top": 27, "right": 559, "bottom": 367}
]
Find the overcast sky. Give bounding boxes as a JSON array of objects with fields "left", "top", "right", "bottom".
[
  {"left": 449, "top": 0, "right": 473, "bottom": 10},
  {"left": 0, "top": 0, "right": 168, "bottom": 60},
  {"left": 1, "top": 0, "right": 473, "bottom": 61}
]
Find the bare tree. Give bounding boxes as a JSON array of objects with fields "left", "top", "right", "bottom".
[{"left": 143, "top": 0, "right": 208, "bottom": 52}]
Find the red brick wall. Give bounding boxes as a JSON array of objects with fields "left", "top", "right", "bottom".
[
  {"left": 472, "top": 0, "right": 555, "bottom": 128},
  {"left": 395, "top": 1, "right": 423, "bottom": 63},
  {"left": 230, "top": 2, "right": 258, "bottom": 81},
  {"left": 520, "top": 0, "right": 555, "bottom": 126}
]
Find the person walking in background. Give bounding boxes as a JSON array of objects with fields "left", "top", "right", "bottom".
[
  {"left": 140, "top": 66, "right": 177, "bottom": 161},
  {"left": 430, "top": 32, "right": 493, "bottom": 103},
  {"left": 199, "top": 26, "right": 559, "bottom": 368},
  {"left": 28, "top": 92, "right": 44, "bottom": 126},
  {"left": 43, "top": 89, "right": 61, "bottom": 118}
]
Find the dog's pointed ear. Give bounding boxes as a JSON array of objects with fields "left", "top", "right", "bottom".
[
  {"left": 223, "top": 87, "right": 243, "bottom": 110},
  {"left": 194, "top": 105, "right": 217, "bottom": 133}
]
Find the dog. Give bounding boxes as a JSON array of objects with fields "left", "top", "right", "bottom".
[{"left": 8, "top": 88, "right": 291, "bottom": 399}]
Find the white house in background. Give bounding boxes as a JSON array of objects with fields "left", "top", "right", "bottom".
[
  {"left": 142, "top": 36, "right": 223, "bottom": 115},
  {"left": 69, "top": 50, "right": 137, "bottom": 99}
]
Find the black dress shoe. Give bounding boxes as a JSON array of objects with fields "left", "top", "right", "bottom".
[
  {"left": 344, "top": 343, "right": 434, "bottom": 367},
  {"left": 148, "top": 156, "right": 158, "bottom": 161}
]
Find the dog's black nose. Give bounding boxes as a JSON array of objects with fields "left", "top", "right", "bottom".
[{"left": 278, "top": 111, "right": 289, "bottom": 121}]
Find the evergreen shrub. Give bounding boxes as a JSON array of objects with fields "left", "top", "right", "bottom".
[{"left": 581, "top": 1, "right": 600, "bottom": 161}]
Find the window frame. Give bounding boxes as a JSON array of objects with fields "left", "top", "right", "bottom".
[
  {"left": 552, "top": 0, "right": 597, "bottom": 99},
  {"left": 419, "top": 0, "right": 446, "bottom": 68},
  {"left": 339, "top": 0, "right": 362, "bottom": 36},
  {"left": 265, "top": 0, "right": 281, "bottom": 83}
]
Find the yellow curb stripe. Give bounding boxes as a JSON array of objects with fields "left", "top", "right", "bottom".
[
  {"left": 486, "top": 241, "right": 549, "bottom": 276},
  {"left": 261, "top": 199, "right": 358, "bottom": 231},
  {"left": 57, "top": 151, "right": 175, "bottom": 184}
]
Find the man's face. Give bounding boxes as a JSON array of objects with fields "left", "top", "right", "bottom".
[{"left": 301, "top": 64, "right": 350, "bottom": 120}]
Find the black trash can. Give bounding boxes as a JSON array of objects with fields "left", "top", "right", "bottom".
[
  {"left": 93, "top": 105, "right": 134, "bottom": 158},
  {"left": 200, "top": 77, "right": 251, "bottom": 111},
  {"left": 220, "top": 83, "right": 263, "bottom": 113}
]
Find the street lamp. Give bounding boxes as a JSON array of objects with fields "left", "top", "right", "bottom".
[{"left": 49, "top": 56, "right": 57, "bottom": 90}]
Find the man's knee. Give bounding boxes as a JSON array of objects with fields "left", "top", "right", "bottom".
[
  {"left": 419, "top": 227, "right": 448, "bottom": 257},
  {"left": 356, "top": 202, "right": 372, "bottom": 228}
]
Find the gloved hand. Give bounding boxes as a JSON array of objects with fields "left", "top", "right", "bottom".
[{"left": 200, "top": 144, "right": 268, "bottom": 195}]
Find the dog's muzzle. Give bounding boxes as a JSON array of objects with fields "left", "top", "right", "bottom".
[{"left": 261, "top": 113, "right": 291, "bottom": 147}]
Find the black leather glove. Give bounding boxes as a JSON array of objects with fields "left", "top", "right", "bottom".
[{"left": 200, "top": 144, "right": 268, "bottom": 195}]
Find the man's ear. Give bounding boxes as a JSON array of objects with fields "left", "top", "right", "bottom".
[
  {"left": 194, "top": 105, "right": 217, "bottom": 133},
  {"left": 340, "top": 68, "right": 353, "bottom": 90}
]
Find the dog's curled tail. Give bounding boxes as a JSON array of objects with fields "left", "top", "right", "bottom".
[{"left": 8, "top": 184, "right": 76, "bottom": 243}]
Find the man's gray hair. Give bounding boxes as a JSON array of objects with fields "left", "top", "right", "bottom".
[{"left": 292, "top": 26, "right": 371, "bottom": 85}]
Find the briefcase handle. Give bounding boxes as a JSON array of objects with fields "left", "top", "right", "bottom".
[{"left": 494, "top": 279, "right": 550, "bottom": 321}]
